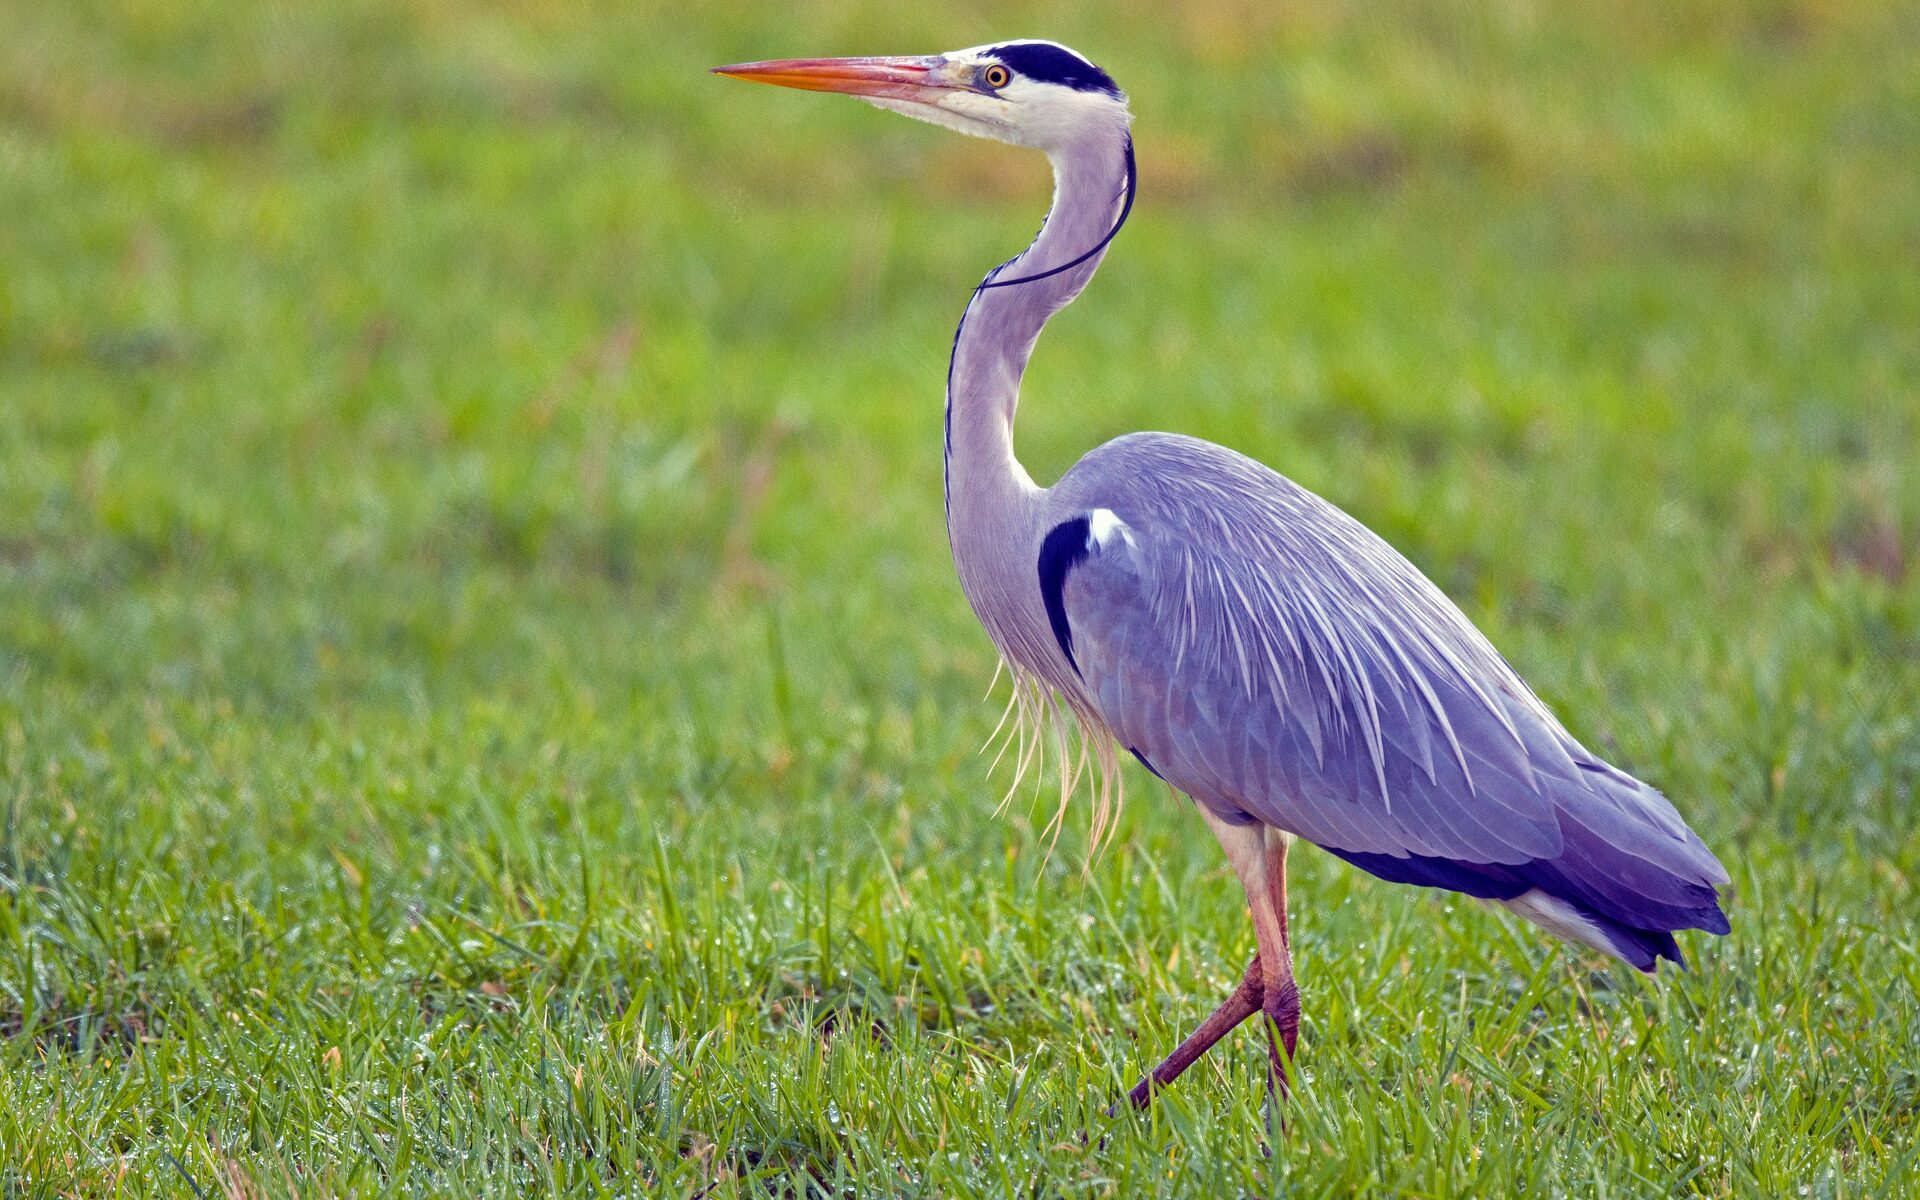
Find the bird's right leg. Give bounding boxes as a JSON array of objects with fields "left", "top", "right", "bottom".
[
  {"left": 1115, "top": 953, "right": 1262, "bottom": 1111},
  {"left": 1115, "top": 808, "right": 1283, "bottom": 1111},
  {"left": 1209, "top": 814, "right": 1297, "bottom": 1097}
]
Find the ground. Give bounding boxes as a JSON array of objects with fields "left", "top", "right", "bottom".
[{"left": 2, "top": 1, "right": 1918, "bottom": 1194}]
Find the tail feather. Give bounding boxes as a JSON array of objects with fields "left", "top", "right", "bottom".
[
  {"left": 1591, "top": 918, "right": 1685, "bottom": 972},
  {"left": 1318, "top": 744, "right": 1729, "bottom": 972},
  {"left": 1323, "top": 830, "right": 1728, "bottom": 973}
]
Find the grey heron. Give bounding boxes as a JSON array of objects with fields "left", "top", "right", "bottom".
[{"left": 714, "top": 41, "right": 1731, "bottom": 1109}]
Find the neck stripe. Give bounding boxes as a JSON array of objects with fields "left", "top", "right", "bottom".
[{"left": 976, "top": 137, "right": 1135, "bottom": 290}]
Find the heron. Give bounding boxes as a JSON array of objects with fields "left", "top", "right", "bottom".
[{"left": 714, "top": 41, "right": 1731, "bottom": 1109}]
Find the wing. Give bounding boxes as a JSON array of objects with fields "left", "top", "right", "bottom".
[{"left": 1051, "top": 434, "right": 1730, "bottom": 901}]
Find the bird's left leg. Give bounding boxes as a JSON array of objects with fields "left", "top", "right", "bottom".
[{"left": 1258, "top": 827, "right": 1300, "bottom": 1090}]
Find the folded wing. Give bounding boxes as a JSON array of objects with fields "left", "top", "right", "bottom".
[{"left": 1050, "top": 433, "right": 1729, "bottom": 964}]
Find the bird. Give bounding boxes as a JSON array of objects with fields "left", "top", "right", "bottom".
[{"left": 713, "top": 41, "right": 1731, "bottom": 1110}]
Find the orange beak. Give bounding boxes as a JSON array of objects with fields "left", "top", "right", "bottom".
[{"left": 710, "top": 56, "right": 952, "bottom": 102}]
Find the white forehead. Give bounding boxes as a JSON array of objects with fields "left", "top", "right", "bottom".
[{"left": 950, "top": 38, "right": 1086, "bottom": 61}]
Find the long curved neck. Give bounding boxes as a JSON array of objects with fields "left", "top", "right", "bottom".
[{"left": 944, "top": 130, "right": 1133, "bottom": 523}]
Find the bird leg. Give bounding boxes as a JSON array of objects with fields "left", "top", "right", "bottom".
[
  {"left": 1116, "top": 812, "right": 1301, "bottom": 1111},
  {"left": 1115, "top": 954, "right": 1263, "bottom": 1111},
  {"left": 1257, "top": 827, "right": 1300, "bottom": 1091}
]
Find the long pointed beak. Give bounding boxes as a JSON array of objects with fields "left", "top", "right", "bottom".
[{"left": 710, "top": 56, "right": 950, "bottom": 102}]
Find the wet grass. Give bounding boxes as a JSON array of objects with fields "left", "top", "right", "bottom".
[{"left": 2, "top": 0, "right": 1918, "bottom": 1193}]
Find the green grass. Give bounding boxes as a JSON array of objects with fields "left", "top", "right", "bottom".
[{"left": 3, "top": 0, "right": 1919, "bottom": 1193}]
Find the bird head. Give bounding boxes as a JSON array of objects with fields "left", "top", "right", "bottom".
[{"left": 712, "top": 40, "right": 1129, "bottom": 154}]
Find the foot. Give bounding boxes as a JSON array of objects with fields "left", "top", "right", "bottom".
[{"left": 1262, "top": 973, "right": 1301, "bottom": 1095}]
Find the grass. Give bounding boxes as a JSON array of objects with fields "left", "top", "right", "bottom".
[{"left": 3, "top": 0, "right": 1918, "bottom": 1193}]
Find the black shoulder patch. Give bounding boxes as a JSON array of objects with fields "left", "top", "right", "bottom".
[
  {"left": 986, "top": 43, "right": 1120, "bottom": 97},
  {"left": 1037, "top": 516, "right": 1093, "bottom": 675}
]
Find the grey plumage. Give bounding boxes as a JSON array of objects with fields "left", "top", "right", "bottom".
[
  {"left": 717, "top": 38, "right": 1729, "bottom": 1108},
  {"left": 1048, "top": 433, "right": 1730, "bottom": 965},
  {"left": 896, "top": 49, "right": 1730, "bottom": 972}
]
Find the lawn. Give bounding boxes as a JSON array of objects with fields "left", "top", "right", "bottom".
[{"left": 2, "top": 0, "right": 1918, "bottom": 1194}]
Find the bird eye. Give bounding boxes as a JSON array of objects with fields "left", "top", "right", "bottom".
[{"left": 982, "top": 64, "right": 1010, "bottom": 89}]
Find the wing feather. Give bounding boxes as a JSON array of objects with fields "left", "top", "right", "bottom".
[{"left": 1052, "top": 432, "right": 1724, "bottom": 887}]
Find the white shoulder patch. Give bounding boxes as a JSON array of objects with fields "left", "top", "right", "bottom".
[{"left": 1087, "top": 508, "right": 1133, "bottom": 549}]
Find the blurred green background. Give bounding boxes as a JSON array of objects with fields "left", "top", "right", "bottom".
[{"left": 2, "top": 0, "right": 1917, "bottom": 1193}]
